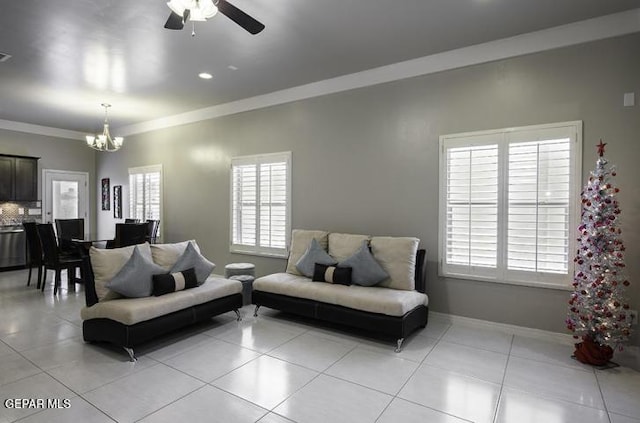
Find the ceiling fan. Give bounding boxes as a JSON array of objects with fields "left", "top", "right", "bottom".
[{"left": 164, "top": 0, "right": 265, "bottom": 35}]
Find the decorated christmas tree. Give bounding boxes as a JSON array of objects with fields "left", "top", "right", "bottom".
[{"left": 566, "top": 140, "right": 632, "bottom": 366}]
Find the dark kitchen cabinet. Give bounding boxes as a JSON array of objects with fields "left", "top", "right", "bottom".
[
  {"left": 0, "top": 155, "right": 39, "bottom": 201},
  {"left": 14, "top": 157, "right": 38, "bottom": 201},
  {"left": 0, "top": 156, "right": 13, "bottom": 200}
]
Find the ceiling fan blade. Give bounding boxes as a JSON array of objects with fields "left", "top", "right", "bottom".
[
  {"left": 216, "top": 0, "right": 265, "bottom": 35},
  {"left": 164, "top": 11, "right": 185, "bottom": 30}
]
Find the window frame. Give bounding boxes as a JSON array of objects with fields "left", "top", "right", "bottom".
[
  {"left": 229, "top": 151, "right": 292, "bottom": 258},
  {"left": 128, "top": 164, "right": 163, "bottom": 239},
  {"left": 438, "top": 121, "right": 582, "bottom": 290}
]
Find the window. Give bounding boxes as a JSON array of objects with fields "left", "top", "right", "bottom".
[
  {"left": 230, "top": 152, "right": 291, "bottom": 257},
  {"left": 439, "top": 121, "right": 582, "bottom": 288},
  {"left": 129, "top": 165, "right": 162, "bottom": 232}
]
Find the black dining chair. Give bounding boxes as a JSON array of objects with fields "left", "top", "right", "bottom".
[
  {"left": 37, "top": 223, "right": 84, "bottom": 295},
  {"left": 124, "top": 218, "right": 140, "bottom": 223},
  {"left": 55, "top": 218, "right": 84, "bottom": 239},
  {"left": 145, "top": 219, "right": 160, "bottom": 244},
  {"left": 107, "top": 223, "right": 148, "bottom": 248},
  {"left": 55, "top": 218, "right": 85, "bottom": 254},
  {"left": 23, "top": 222, "right": 44, "bottom": 289}
]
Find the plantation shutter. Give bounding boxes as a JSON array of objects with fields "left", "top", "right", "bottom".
[
  {"left": 507, "top": 130, "right": 572, "bottom": 275},
  {"left": 439, "top": 122, "right": 580, "bottom": 287},
  {"left": 443, "top": 136, "right": 499, "bottom": 277},
  {"left": 129, "top": 173, "right": 145, "bottom": 220},
  {"left": 231, "top": 152, "right": 291, "bottom": 257},
  {"left": 128, "top": 165, "right": 162, "bottom": 233},
  {"left": 259, "top": 161, "right": 288, "bottom": 249},
  {"left": 231, "top": 164, "right": 257, "bottom": 246}
]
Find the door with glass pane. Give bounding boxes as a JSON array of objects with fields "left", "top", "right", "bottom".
[{"left": 43, "top": 170, "right": 89, "bottom": 234}]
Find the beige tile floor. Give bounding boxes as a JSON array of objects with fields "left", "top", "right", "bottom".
[{"left": 1, "top": 268, "right": 639, "bottom": 423}]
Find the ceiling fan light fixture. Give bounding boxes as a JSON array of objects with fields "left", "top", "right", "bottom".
[
  {"left": 167, "top": 0, "right": 217, "bottom": 20},
  {"left": 164, "top": 0, "right": 264, "bottom": 35}
]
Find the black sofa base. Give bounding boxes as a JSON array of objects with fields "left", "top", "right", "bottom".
[
  {"left": 83, "top": 293, "right": 243, "bottom": 359},
  {"left": 252, "top": 290, "right": 428, "bottom": 350}
]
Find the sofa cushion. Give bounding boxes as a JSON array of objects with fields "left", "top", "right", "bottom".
[
  {"left": 328, "top": 233, "right": 371, "bottom": 262},
  {"left": 106, "top": 246, "right": 166, "bottom": 298},
  {"left": 170, "top": 242, "right": 215, "bottom": 284},
  {"left": 296, "top": 238, "right": 337, "bottom": 277},
  {"left": 339, "top": 241, "right": 389, "bottom": 287},
  {"left": 89, "top": 243, "right": 152, "bottom": 302},
  {"left": 153, "top": 268, "right": 198, "bottom": 296},
  {"left": 313, "top": 263, "right": 352, "bottom": 286},
  {"left": 150, "top": 240, "right": 201, "bottom": 271},
  {"left": 286, "top": 230, "right": 329, "bottom": 276},
  {"left": 254, "top": 273, "right": 427, "bottom": 317},
  {"left": 370, "top": 237, "right": 419, "bottom": 291},
  {"left": 81, "top": 276, "right": 242, "bottom": 325}
]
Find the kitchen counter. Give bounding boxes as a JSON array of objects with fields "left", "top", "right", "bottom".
[{"left": 0, "top": 225, "right": 25, "bottom": 233}]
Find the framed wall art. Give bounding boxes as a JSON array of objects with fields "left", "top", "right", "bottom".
[
  {"left": 113, "top": 185, "right": 122, "bottom": 218},
  {"left": 101, "top": 178, "right": 110, "bottom": 210}
]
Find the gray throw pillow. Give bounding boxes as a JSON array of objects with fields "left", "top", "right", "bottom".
[
  {"left": 339, "top": 240, "right": 389, "bottom": 287},
  {"left": 295, "top": 238, "right": 338, "bottom": 278},
  {"left": 170, "top": 242, "right": 216, "bottom": 285},
  {"left": 106, "top": 245, "right": 166, "bottom": 297}
]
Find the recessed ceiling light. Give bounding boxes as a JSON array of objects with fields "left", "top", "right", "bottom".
[
  {"left": 198, "top": 72, "right": 213, "bottom": 79},
  {"left": 227, "top": 65, "right": 238, "bottom": 71}
]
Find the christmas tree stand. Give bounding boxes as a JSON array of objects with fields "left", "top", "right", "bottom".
[{"left": 572, "top": 335, "right": 618, "bottom": 368}]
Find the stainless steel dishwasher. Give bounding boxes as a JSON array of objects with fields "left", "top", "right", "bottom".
[{"left": 0, "top": 226, "right": 26, "bottom": 268}]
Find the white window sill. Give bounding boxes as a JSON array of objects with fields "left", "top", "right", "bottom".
[
  {"left": 230, "top": 246, "right": 288, "bottom": 259},
  {"left": 439, "top": 271, "right": 573, "bottom": 291}
]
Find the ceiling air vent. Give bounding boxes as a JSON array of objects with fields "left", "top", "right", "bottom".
[{"left": 0, "top": 52, "right": 12, "bottom": 63}]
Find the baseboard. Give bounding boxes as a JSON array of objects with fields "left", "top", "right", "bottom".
[{"left": 429, "top": 311, "right": 576, "bottom": 345}]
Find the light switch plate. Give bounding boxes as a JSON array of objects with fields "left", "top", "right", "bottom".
[{"left": 623, "top": 92, "right": 635, "bottom": 107}]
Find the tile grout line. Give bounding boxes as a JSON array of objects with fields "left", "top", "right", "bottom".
[
  {"left": 490, "top": 333, "right": 515, "bottom": 423},
  {"left": 374, "top": 324, "right": 451, "bottom": 422},
  {"left": 593, "top": 369, "right": 613, "bottom": 423},
  {"left": 132, "top": 384, "right": 212, "bottom": 422},
  {"left": 77, "top": 360, "right": 163, "bottom": 397},
  {"left": 265, "top": 339, "right": 360, "bottom": 414},
  {"left": 29, "top": 365, "right": 118, "bottom": 423}
]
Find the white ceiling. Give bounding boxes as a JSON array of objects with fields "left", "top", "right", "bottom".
[{"left": 1, "top": 0, "right": 639, "bottom": 138}]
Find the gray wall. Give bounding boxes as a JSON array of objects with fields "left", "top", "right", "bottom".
[
  {"left": 97, "top": 33, "right": 640, "bottom": 344},
  {"left": 0, "top": 129, "right": 97, "bottom": 230}
]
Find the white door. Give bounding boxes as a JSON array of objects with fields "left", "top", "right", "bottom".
[{"left": 43, "top": 170, "right": 89, "bottom": 235}]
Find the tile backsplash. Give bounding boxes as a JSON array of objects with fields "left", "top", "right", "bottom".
[{"left": 0, "top": 201, "right": 42, "bottom": 225}]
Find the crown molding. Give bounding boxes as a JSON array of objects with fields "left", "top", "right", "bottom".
[
  {"left": 0, "top": 119, "right": 86, "bottom": 140},
  {"left": 118, "top": 8, "right": 640, "bottom": 137},
  {"left": 2, "top": 8, "right": 639, "bottom": 140}
]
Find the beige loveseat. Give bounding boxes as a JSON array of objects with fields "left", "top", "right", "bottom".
[
  {"left": 252, "top": 230, "right": 428, "bottom": 351},
  {"left": 81, "top": 241, "right": 243, "bottom": 361}
]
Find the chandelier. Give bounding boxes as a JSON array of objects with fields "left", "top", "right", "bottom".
[{"left": 86, "top": 103, "right": 124, "bottom": 152}]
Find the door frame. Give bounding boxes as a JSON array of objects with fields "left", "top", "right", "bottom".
[{"left": 42, "top": 169, "right": 90, "bottom": 235}]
